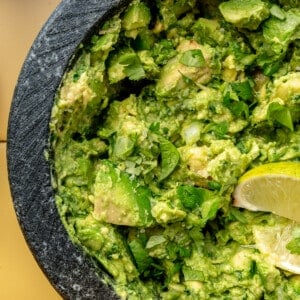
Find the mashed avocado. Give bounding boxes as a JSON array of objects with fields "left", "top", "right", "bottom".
[{"left": 50, "top": 0, "right": 300, "bottom": 298}]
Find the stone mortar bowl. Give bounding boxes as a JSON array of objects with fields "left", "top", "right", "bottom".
[{"left": 7, "top": 1, "right": 131, "bottom": 298}]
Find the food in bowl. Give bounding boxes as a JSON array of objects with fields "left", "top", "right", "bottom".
[{"left": 50, "top": 0, "right": 300, "bottom": 298}]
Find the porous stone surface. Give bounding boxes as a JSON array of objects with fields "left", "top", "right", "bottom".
[{"left": 7, "top": 1, "right": 131, "bottom": 299}]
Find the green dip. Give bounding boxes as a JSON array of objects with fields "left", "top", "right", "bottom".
[{"left": 50, "top": 0, "right": 300, "bottom": 298}]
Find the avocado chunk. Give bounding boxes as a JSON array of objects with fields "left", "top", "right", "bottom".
[
  {"left": 122, "top": 1, "right": 151, "bottom": 31},
  {"left": 219, "top": 0, "right": 270, "bottom": 30},
  {"left": 92, "top": 160, "right": 153, "bottom": 227},
  {"left": 155, "top": 40, "right": 212, "bottom": 97},
  {"left": 263, "top": 10, "right": 300, "bottom": 55}
]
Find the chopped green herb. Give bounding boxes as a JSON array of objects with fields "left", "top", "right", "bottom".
[
  {"left": 157, "top": 136, "right": 180, "bottom": 181},
  {"left": 179, "top": 49, "right": 206, "bottom": 68},
  {"left": 129, "top": 240, "right": 153, "bottom": 273},
  {"left": 267, "top": 102, "right": 294, "bottom": 131},
  {"left": 231, "top": 81, "right": 253, "bottom": 101},
  {"left": 177, "top": 185, "right": 207, "bottom": 210}
]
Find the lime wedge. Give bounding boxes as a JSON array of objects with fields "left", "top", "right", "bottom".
[
  {"left": 233, "top": 162, "right": 300, "bottom": 222},
  {"left": 253, "top": 219, "right": 300, "bottom": 274}
]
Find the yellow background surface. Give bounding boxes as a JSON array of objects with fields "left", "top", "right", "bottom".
[{"left": 0, "top": 1, "right": 62, "bottom": 299}]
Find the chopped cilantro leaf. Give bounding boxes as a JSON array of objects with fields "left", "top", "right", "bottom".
[
  {"left": 119, "top": 52, "right": 146, "bottom": 80},
  {"left": 177, "top": 185, "right": 207, "bottom": 209},
  {"left": 129, "top": 240, "right": 153, "bottom": 273},
  {"left": 179, "top": 49, "right": 206, "bottom": 68},
  {"left": 267, "top": 102, "right": 294, "bottom": 131},
  {"left": 157, "top": 136, "right": 180, "bottom": 181},
  {"left": 231, "top": 81, "right": 253, "bottom": 101}
]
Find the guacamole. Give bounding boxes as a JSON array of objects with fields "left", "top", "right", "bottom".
[{"left": 50, "top": 0, "right": 300, "bottom": 298}]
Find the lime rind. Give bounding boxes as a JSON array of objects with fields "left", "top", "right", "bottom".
[{"left": 238, "top": 162, "right": 300, "bottom": 182}]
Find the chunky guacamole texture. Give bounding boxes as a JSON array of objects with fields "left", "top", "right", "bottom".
[{"left": 50, "top": 0, "right": 300, "bottom": 298}]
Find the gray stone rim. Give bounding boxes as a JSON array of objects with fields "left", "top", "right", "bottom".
[{"left": 7, "top": 0, "right": 131, "bottom": 299}]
